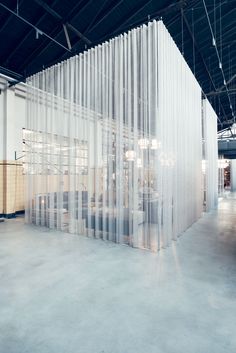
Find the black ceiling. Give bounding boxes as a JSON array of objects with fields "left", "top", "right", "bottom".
[{"left": 0, "top": 0, "right": 235, "bottom": 130}]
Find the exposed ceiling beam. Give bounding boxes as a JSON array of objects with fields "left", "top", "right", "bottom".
[
  {"left": 191, "top": 10, "right": 236, "bottom": 54},
  {"left": 83, "top": 0, "right": 111, "bottom": 34},
  {"left": 57, "top": 0, "right": 125, "bottom": 62},
  {"left": 17, "top": 0, "right": 93, "bottom": 73},
  {"left": 1, "top": 0, "right": 59, "bottom": 66},
  {"left": 63, "top": 24, "right": 71, "bottom": 50},
  {"left": 0, "top": 0, "right": 24, "bottom": 33},
  {"left": 57, "top": 0, "right": 183, "bottom": 64},
  {"left": 83, "top": 0, "right": 124, "bottom": 33},
  {"left": 66, "top": 23, "right": 91, "bottom": 45},
  {"left": 119, "top": 0, "right": 186, "bottom": 31},
  {"left": 202, "top": 0, "right": 235, "bottom": 122},
  {"left": 207, "top": 88, "right": 236, "bottom": 97},
  {"left": 186, "top": 0, "right": 227, "bottom": 27},
  {"left": 34, "top": 0, "right": 61, "bottom": 20},
  {"left": 0, "top": 66, "right": 23, "bottom": 80},
  {"left": 182, "top": 11, "right": 225, "bottom": 125},
  {"left": 224, "top": 74, "right": 236, "bottom": 87},
  {"left": 207, "top": 74, "right": 236, "bottom": 96},
  {"left": 105, "top": 0, "right": 184, "bottom": 40},
  {"left": 0, "top": 2, "right": 71, "bottom": 52},
  {"left": 33, "top": 0, "right": 91, "bottom": 45},
  {"left": 111, "top": 0, "right": 154, "bottom": 33},
  {"left": 60, "top": 0, "right": 153, "bottom": 58}
]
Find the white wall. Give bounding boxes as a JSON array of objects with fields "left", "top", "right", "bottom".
[
  {"left": 0, "top": 76, "right": 26, "bottom": 214},
  {"left": 0, "top": 75, "right": 103, "bottom": 165},
  {"left": 0, "top": 76, "right": 26, "bottom": 161}
]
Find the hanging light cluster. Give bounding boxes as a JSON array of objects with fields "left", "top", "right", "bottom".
[
  {"left": 138, "top": 138, "right": 161, "bottom": 150},
  {"left": 24, "top": 20, "right": 215, "bottom": 251}
]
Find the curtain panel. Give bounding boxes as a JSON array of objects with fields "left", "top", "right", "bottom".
[{"left": 25, "top": 21, "right": 203, "bottom": 251}]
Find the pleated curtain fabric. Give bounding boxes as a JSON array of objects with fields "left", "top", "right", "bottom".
[
  {"left": 202, "top": 99, "right": 218, "bottom": 211},
  {"left": 25, "top": 20, "right": 203, "bottom": 251}
]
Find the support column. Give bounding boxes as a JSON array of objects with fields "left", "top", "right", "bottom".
[{"left": 230, "top": 159, "right": 236, "bottom": 192}]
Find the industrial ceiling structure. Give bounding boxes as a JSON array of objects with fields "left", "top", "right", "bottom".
[{"left": 0, "top": 0, "right": 235, "bottom": 130}]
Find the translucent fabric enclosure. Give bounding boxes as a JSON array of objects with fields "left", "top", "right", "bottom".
[
  {"left": 202, "top": 98, "right": 218, "bottom": 211},
  {"left": 25, "top": 20, "right": 204, "bottom": 251}
]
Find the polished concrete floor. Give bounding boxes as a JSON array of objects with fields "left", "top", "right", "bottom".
[{"left": 0, "top": 195, "right": 236, "bottom": 353}]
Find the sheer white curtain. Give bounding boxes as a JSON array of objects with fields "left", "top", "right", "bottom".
[
  {"left": 25, "top": 20, "right": 203, "bottom": 251},
  {"left": 157, "top": 23, "right": 202, "bottom": 244},
  {"left": 202, "top": 98, "right": 218, "bottom": 211}
]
